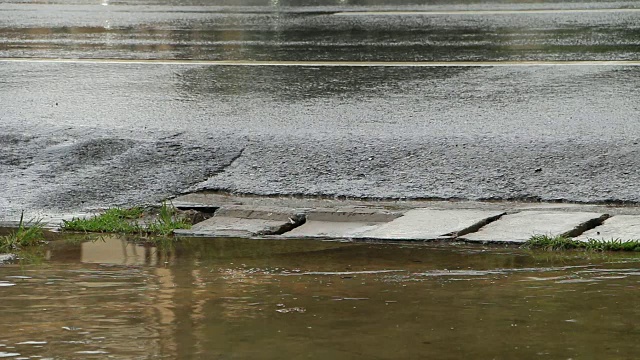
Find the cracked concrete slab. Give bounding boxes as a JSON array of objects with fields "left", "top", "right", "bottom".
[
  {"left": 213, "top": 205, "right": 305, "bottom": 222},
  {"left": 356, "top": 209, "right": 505, "bottom": 241},
  {"left": 463, "top": 211, "right": 609, "bottom": 243},
  {"left": 174, "top": 205, "right": 304, "bottom": 237},
  {"left": 302, "top": 207, "right": 403, "bottom": 223},
  {"left": 172, "top": 193, "right": 640, "bottom": 216},
  {"left": 283, "top": 207, "right": 403, "bottom": 239},
  {"left": 284, "top": 207, "right": 403, "bottom": 239},
  {"left": 575, "top": 215, "right": 640, "bottom": 242},
  {"left": 174, "top": 217, "right": 297, "bottom": 238},
  {"left": 284, "top": 221, "right": 383, "bottom": 239},
  {"left": 0, "top": 212, "right": 97, "bottom": 229}
]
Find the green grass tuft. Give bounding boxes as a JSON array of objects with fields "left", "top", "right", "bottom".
[
  {"left": 146, "top": 202, "right": 191, "bottom": 236},
  {"left": 524, "top": 234, "right": 581, "bottom": 250},
  {"left": 61, "top": 202, "right": 190, "bottom": 236},
  {"left": 61, "top": 207, "right": 145, "bottom": 233},
  {"left": 581, "top": 238, "right": 640, "bottom": 252},
  {"left": 0, "top": 212, "right": 47, "bottom": 252},
  {"left": 524, "top": 234, "right": 640, "bottom": 252}
]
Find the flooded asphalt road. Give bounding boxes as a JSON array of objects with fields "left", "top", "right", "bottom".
[
  {"left": 2, "top": 0, "right": 640, "bottom": 217},
  {"left": 1, "top": 236, "right": 640, "bottom": 359}
]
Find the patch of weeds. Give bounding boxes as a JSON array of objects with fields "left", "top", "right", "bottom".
[
  {"left": 61, "top": 202, "right": 190, "bottom": 236},
  {"left": 524, "top": 234, "right": 640, "bottom": 252},
  {"left": 0, "top": 212, "right": 46, "bottom": 253},
  {"left": 146, "top": 202, "right": 191, "bottom": 236},
  {"left": 582, "top": 238, "right": 640, "bottom": 252},
  {"left": 524, "top": 235, "right": 582, "bottom": 251},
  {"left": 61, "top": 207, "right": 145, "bottom": 234}
]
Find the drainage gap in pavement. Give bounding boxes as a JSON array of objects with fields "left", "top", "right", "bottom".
[
  {"left": 175, "top": 206, "right": 219, "bottom": 226},
  {"left": 447, "top": 212, "right": 506, "bottom": 238},
  {"left": 563, "top": 214, "right": 611, "bottom": 238}
]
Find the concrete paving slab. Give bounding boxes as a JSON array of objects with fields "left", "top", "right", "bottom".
[
  {"left": 175, "top": 216, "right": 299, "bottom": 237},
  {"left": 174, "top": 205, "right": 305, "bottom": 237},
  {"left": 281, "top": 207, "right": 403, "bottom": 239},
  {"left": 303, "top": 207, "right": 403, "bottom": 223},
  {"left": 214, "top": 205, "right": 305, "bottom": 222},
  {"left": 0, "top": 213, "right": 98, "bottom": 230},
  {"left": 173, "top": 193, "right": 640, "bottom": 217},
  {"left": 463, "top": 211, "right": 609, "bottom": 243},
  {"left": 575, "top": 215, "right": 640, "bottom": 242},
  {"left": 356, "top": 209, "right": 505, "bottom": 241},
  {"left": 284, "top": 221, "right": 382, "bottom": 239}
]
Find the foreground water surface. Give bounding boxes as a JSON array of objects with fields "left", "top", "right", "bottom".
[{"left": 1, "top": 236, "right": 639, "bottom": 359}]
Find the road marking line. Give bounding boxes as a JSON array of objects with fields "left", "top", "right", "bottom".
[
  {"left": 1, "top": 58, "right": 640, "bottom": 67},
  {"left": 334, "top": 8, "right": 640, "bottom": 16}
]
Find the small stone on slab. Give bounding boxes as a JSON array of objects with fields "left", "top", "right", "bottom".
[
  {"left": 357, "top": 209, "right": 505, "bottom": 240},
  {"left": 463, "top": 211, "right": 608, "bottom": 243}
]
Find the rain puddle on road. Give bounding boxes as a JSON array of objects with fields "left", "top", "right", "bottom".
[{"left": 1, "top": 236, "right": 640, "bottom": 359}]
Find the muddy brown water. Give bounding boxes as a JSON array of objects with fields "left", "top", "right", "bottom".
[{"left": 1, "top": 236, "right": 640, "bottom": 359}]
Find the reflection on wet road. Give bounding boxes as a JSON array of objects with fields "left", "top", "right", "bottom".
[
  {"left": 1, "top": 237, "right": 640, "bottom": 359},
  {"left": 4, "top": 58, "right": 640, "bottom": 66},
  {"left": 2, "top": 3, "right": 640, "bottom": 62}
]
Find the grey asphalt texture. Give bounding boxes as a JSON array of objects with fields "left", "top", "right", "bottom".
[{"left": 1, "top": 0, "right": 640, "bottom": 218}]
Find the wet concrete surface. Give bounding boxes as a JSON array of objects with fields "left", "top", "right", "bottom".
[
  {"left": 2, "top": 0, "right": 640, "bottom": 218},
  {"left": 462, "top": 211, "right": 608, "bottom": 243}
]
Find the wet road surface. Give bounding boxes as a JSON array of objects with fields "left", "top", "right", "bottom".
[
  {"left": 2, "top": 0, "right": 640, "bottom": 217},
  {"left": 3, "top": 1, "right": 640, "bottom": 61},
  {"left": 1, "top": 236, "right": 640, "bottom": 359}
]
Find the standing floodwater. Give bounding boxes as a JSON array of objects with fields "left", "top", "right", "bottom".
[{"left": 1, "top": 237, "right": 639, "bottom": 359}]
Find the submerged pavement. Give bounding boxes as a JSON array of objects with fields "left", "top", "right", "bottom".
[{"left": 2, "top": 0, "right": 640, "bottom": 221}]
